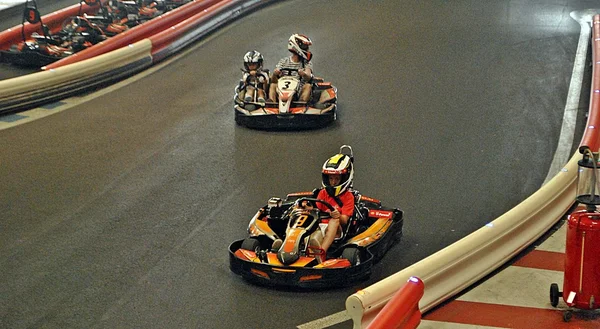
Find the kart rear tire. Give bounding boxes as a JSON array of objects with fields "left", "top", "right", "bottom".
[
  {"left": 342, "top": 247, "right": 362, "bottom": 266},
  {"left": 241, "top": 237, "right": 261, "bottom": 253}
]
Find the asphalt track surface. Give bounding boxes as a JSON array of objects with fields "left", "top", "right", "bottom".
[{"left": 0, "top": 1, "right": 594, "bottom": 328}]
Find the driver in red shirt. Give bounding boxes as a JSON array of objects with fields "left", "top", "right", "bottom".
[{"left": 307, "top": 152, "right": 355, "bottom": 262}]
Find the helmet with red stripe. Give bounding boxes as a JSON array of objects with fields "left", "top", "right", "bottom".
[{"left": 288, "top": 34, "right": 312, "bottom": 62}]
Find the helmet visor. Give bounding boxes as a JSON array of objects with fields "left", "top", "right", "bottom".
[{"left": 299, "top": 42, "right": 309, "bottom": 51}]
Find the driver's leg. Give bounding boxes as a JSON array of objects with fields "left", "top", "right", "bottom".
[
  {"left": 299, "top": 84, "right": 312, "bottom": 103},
  {"left": 257, "top": 89, "right": 266, "bottom": 103},
  {"left": 321, "top": 218, "right": 339, "bottom": 261},
  {"left": 244, "top": 86, "right": 255, "bottom": 102},
  {"left": 268, "top": 83, "right": 277, "bottom": 102},
  {"left": 268, "top": 75, "right": 279, "bottom": 102}
]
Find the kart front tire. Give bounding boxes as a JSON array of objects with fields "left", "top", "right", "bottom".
[
  {"left": 241, "top": 237, "right": 261, "bottom": 253},
  {"left": 342, "top": 247, "right": 362, "bottom": 266}
]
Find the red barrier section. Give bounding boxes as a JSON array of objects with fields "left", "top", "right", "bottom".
[
  {"left": 0, "top": 2, "right": 104, "bottom": 51},
  {"left": 366, "top": 277, "right": 425, "bottom": 329},
  {"left": 580, "top": 15, "right": 600, "bottom": 151},
  {"left": 43, "top": 0, "right": 222, "bottom": 70},
  {"left": 148, "top": 0, "right": 235, "bottom": 59}
]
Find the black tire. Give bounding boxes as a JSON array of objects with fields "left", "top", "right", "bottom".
[
  {"left": 563, "top": 310, "right": 572, "bottom": 322},
  {"left": 241, "top": 237, "right": 261, "bottom": 253},
  {"left": 550, "top": 283, "right": 560, "bottom": 307},
  {"left": 342, "top": 247, "right": 362, "bottom": 266}
]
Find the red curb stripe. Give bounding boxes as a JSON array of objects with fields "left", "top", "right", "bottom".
[
  {"left": 512, "top": 250, "right": 564, "bottom": 272},
  {"left": 424, "top": 300, "right": 600, "bottom": 328}
]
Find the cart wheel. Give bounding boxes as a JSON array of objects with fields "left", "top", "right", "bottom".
[
  {"left": 563, "top": 310, "right": 572, "bottom": 322},
  {"left": 241, "top": 237, "right": 261, "bottom": 253},
  {"left": 342, "top": 247, "right": 362, "bottom": 266},
  {"left": 550, "top": 283, "right": 560, "bottom": 307}
]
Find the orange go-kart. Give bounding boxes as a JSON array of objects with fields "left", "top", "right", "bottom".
[{"left": 229, "top": 191, "right": 403, "bottom": 289}]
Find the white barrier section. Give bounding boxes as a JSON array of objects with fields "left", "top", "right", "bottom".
[
  {"left": 346, "top": 153, "right": 578, "bottom": 328},
  {"left": 0, "top": 0, "right": 25, "bottom": 11}
]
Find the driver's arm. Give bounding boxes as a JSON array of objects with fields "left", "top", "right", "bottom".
[
  {"left": 298, "top": 67, "right": 312, "bottom": 82},
  {"left": 329, "top": 209, "right": 349, "bottom": 227}
]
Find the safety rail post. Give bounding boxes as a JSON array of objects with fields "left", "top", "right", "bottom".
[{"left": 365, "top": 277, "right": 424, "bottom": 329}]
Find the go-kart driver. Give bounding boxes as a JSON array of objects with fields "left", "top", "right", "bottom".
[
  {"left": 239, "top": 50, "right": 269, "bottom": 104},
  {"left": 304, "top": 153, "right": 355, "bottom": 262},
  {"left": 268, "top": 34, "right": 314, "bottom": 103}
]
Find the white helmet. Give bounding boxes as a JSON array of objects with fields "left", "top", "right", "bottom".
[
  {"left": 321, "top": 153, "right": 353, "bottom": 197},
  {"left": 243, "top": 50, "right": 264, "bottom": 70},
  {"left": 287, "top": 34, "right": 312, "bottom": 62}
]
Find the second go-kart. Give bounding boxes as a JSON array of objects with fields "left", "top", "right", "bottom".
[
  {"left": 229, "top": 191, "right": 403, "bottom": 289},
  {"left": 234, "top": 68, "right": 337, "bottom": 130}
]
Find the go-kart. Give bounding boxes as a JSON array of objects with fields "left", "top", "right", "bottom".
[
  {"left": 229, "top": 191, "right": 403, "bottom": 288},
  {"left": 1, "top": 16, "right": 107, "bottom": 67},
  {"left": 0, "top": 0, "right": 192, "bottom": 67},
  {"left": 233, "top": 68, "right": 337, "bottom": 130},
  {"left": 1, "top": 11, "right": 109, "bottom": 67}
]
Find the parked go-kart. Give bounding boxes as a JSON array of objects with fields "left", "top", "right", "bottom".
[
  {"left": 234, "top": 68, "right": 338, "bottom": 129},
  {"left": 229, "top": 190, "right": 403, "bottom": 288}
]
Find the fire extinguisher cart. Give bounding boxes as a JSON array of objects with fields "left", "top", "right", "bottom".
[{"left": 550, "top": 146, "right": 600, "bottom": 322}]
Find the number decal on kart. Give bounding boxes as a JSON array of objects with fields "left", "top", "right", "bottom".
[
  {"left": 294, "top": 215, "right": 308, "bottom": 228},
  {"left": 283, "top": 81, "right": 291, "bottom": 90}
]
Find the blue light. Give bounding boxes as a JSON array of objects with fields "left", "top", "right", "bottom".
[{"left": 486, "top": 223, "right": 494, "bottom": 228}]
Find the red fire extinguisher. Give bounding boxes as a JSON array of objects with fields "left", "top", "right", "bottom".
[{"left": 550, "top": 146, "right": 600, "bottom": 321}]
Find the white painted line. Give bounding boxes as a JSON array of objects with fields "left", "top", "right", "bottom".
[
  {"left": 419, "top": 320, "right": 506, "bottom": 329},
  {"left": 543, "top": 10, "right": 596, "bottom": 185},
  {"left": 296, "top": 310, "right": 350, "bottom": 329}
]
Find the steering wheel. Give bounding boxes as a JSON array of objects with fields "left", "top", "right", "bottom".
[
  {"left": 295, "top": 197, "right": 335, "bottom": 212},
  {"left": 278, "top": 68, "right": 299, "bottom": 77}
]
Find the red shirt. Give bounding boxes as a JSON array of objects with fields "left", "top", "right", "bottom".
[{"left": 316, "top": 189, "right": 355, "bottom": 217}]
